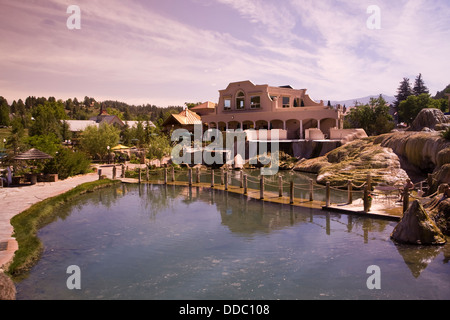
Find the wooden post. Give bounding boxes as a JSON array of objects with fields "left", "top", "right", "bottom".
[
  {"left": 260, "top": 176, "right": 264, "bottom": 200},
  {"left": 196, "top": 167, "right": 200, "bottom": 184},
  {"left": 188, "top": 168, "right": 192, "bottom": 186},
  {"left": 326, "top": 181, "right": 330, "bottom": 207},
  {"left": 146, "top": 167, "right": 149, "bottom": 181},
  {"left": 98, "top": 169, "right": 102, "bottom": 180},
  {"left": 309, "top": 179, "right": 314, "bottom": 202},
  {"left": 224, "top": 170, "right": 228, "bottom": 190},
  {"left": 363, "top": 186, "right": 369, "bottom": 213},
  {"left": 240, "top": 170, "right": 244, "bottom": 188},
  {"left": 278, "top": 175, "right": 283, "bottom": 197},
  {"left": 367, "top": 173, "right": 372, "bottom": 191},
  {"left": 347, "top": 180, "right": 353, "bottom": 204},
  {"left": 403, "top": 187, "right": 410, "bottom": 214},
  {"left": 172, "top": 167, "right": 175, "bottom": 182},
  {"left": 138, "top": 167, "right": 141, "bottom": 184},
  {"left": 121, "top": 164, "right": 125, "bottom": 178},
  {"left": 290, "top": 181, "right": 294, "bottom": 205},
  {"left": 164, "top": 168, "right": 168, "bottom": 185},
  {"left": 221, "top": 168, "right": 224, "bottom": 185},
  {"left": 211, "top": 169, "right": 214, "bottom": 188},
  {"left": 244, "top": 174, "right": 248, "bottom": 195},
  {"left": 112, "top": 166, "right": 116, "bottom": 179}
]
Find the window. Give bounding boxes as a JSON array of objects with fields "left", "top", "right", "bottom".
[
  {"left": 251, "top": 96, "right": 261, "bottom": 109},
  {"left": 294, "top": 98, "right": 300, "bottom": 108},
  {"left": 224, "top": 98, "right": 231, "bottom": 110},
  {"left": 236, "top": 91, "right": 245, "bottom": 110},
  {"left": 282, "top": 97, "right": 290, "bottom": 108}
]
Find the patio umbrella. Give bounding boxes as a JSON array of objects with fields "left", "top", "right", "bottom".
[
  {"left": 111, "top": 144, "right": 130, "bottom": 151},
  {"left": 14, "top": 148, "right": 53, "bottom": 160}
]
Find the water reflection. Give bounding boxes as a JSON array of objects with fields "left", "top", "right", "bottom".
[{"left": 16, "top": 183, "right": 450, "bottom": 300}]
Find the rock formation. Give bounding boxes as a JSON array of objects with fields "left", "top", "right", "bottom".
[
  {"left": 0, "top": 272, "right": 16, "bottom": 300},
  {"left": 293, "top": 137, "right": 409, "bottom": 187},
  {"left": 408, "top": 108, "right": 450, "bottom": 132},
  {"left": 391, "top": 200, "right": 446, "bottom": 245}
]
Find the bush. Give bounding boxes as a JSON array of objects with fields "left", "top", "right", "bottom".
[
  {"left": 44, "top": 147, "right": 91, "bottom": 179},
  {"left": 442, "top": 127, "right": 450, "bottom": 140}
]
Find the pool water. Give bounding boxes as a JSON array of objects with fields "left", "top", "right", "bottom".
[{"left": 16, "top": 183, "right": 450, "bottom": 300}]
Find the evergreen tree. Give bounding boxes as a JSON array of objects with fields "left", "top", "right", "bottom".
[
  {"left": 0, "top": 96, "right": 10, "bottom": 127},
  {"left": 395, "top": 78, "right": 413, "bottom": 109},
  {"left": 413, "top": 73, "right": 429, "bottom": 96},
  {"left": 394, "top": 78, "right": 414, "bottom": 123}
]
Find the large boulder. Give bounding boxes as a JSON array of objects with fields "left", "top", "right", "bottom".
[
  {"left": 391, "top": 200, "right": 447, "bottom": 245},
  {"left": 428, "top": 197, "right": 450, "bottom": 236},
  {"left": 0, "top": 272, "right": 16, "bottom": 300},
  {"left": 408, "top": 108, "right": 450, "bottom": 132},
  {"left": 294, "top": 137, "right": 409, "bottom": 188}
]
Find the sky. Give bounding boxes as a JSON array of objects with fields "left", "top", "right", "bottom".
[{"left": 0, "top": 0, "right": 449, "bottom": 107}]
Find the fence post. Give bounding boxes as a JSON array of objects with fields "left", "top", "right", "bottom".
[
  {"left": 138, "top": 167, "right": 141, "bottom": 184},
  {"left": 260, "top": 176, "right": 264, "bottom": 200},
  {"left": 211, "top": 169, "right": 215, "bottom": 188},
  {"left": 146, "top": 167, "right": 149, "bottom": 181},
  {"left": 290, "top": 181, "right": 294, "bottom": 205},
  {"left": 326, "top": 181, "right": 330, "bottom": 207},
  {"left": 121, "top": 164, "right": 125, "bottom": 178},
  {"left": 348, "top": 180, "right": 353, "bottom": 204},
  {"left": 240, "top": 170, "right": 244, "bottom": 188},
  {"left": 98, "top": 169, "right": 102, "bottom": 180},
  {"left": 112, "top": 166, "right": 116, "bottom": 179},
  {"left": 309, "top": 179, "right": 314, "bottom": 202},
  {"left": 367, "top": 173, "right": 372, "bottom": 191},
  {"left": 363, "top": 186, "right": 369, "bottom": 213},
  {"left": 196, "top": 167, "right": 200, "bottom": 184},
  {"left": 221, "top": 168, "right": 224, "bottom": 185},
  {"left": 224, "top": 170, "right": 228, "bottom": 190},
  {"left": 244, "top": 174, "right": 248, "bottom": 195},
  {"left": 172, "top": 167, "right": 175, "bottom": 182},
  {"left": 188, "top": 168, "right": 192, "bottom": 186},
  {"left": 164, "top": 168, "right": 168, "bottom": 185},
  {"left": 403, "top": 187, "right": 410, "bottom": 214},
  {"left": 278, "top": 175, "right": 283, "bottom": 197}
]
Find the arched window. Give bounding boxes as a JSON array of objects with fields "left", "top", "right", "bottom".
[{"left": 236, "top": 91, "right": 245, "bottom": 110}]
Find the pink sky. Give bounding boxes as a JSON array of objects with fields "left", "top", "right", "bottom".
[{"left": 1, "top": 0, "right": 449, "bottom": 107}]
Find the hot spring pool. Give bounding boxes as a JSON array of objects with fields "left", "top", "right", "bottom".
[{"left": 15, "top": 183, "right": 450, "bottom": 300}]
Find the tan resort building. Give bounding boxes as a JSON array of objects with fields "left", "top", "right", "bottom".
[{"left": 200, "top": 80, "right": 345, "bottom": 140}]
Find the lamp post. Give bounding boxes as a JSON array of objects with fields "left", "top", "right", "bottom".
[{"left": 107, "top": 145, "right": 110, "bottom": 164}]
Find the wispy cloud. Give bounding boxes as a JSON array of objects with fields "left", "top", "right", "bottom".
[{"left": 0, "top": 0, "right": 449, "bottom": 105}]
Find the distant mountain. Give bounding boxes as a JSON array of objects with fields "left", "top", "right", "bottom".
[{"left": 329, "top": 94, "right": 396, "bottom": 107}]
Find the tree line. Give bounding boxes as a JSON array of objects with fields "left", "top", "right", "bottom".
[
  {"left": 0, "top": 95, "right": 184, "bottom": 128},
  {"left": 344, "top": 75, "right": 449, "bottom": 136}
]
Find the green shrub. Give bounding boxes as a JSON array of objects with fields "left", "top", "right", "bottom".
[
  {"left": 442, "top": 127, "right": 450, "bottom": 140},
  {"left": 44, "top": 147, "right": 91, "bottom": 179}
]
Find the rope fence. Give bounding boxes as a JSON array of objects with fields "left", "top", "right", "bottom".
[{"left": 113, "top": 165, "right": 437, "bottom": 215}]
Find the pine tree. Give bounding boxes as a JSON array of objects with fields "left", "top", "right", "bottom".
[
  {"left": 413, "top": 73, "right": 429, "bottom": 96},
  {"left": 394, "top": 78, "right": 413, "bottom": 109}
]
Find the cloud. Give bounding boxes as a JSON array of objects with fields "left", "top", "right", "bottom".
[{"left": 0, "top": 0, "right": 449, "bottom": 105}]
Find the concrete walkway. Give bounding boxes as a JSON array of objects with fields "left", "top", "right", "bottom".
[{"left": 0, "top": 165, "right": 118, "bottom": 271}]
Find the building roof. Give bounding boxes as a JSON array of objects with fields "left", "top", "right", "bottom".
[
  {"left": 163, "top": 109, "right": 202, "bottom": 126},
  {"left": 190, "top": 101, "right": 217, "bottom": 111},
  {"left": 14, "top": 148, "right": 53, "bottom": 160},
  {"left": 65, "top": 120, "right": 98, "bottom": 132},
  {"left": 124, "top": 120, "right": 156, "bottom": 129}
]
